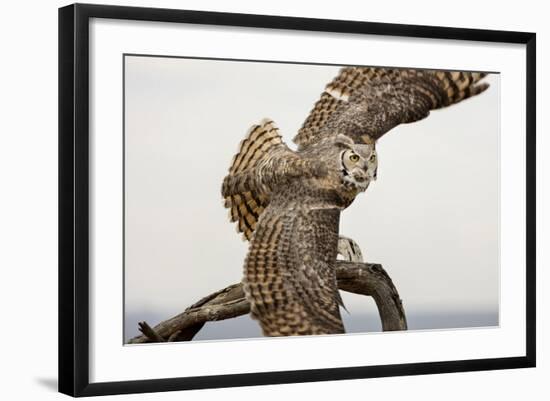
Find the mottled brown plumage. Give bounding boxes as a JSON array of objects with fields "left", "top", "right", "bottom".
[
  {"left": 221, "top": 66, "right": 488, "bottom": 336},
  {"left": 223, "top": 119, "right": 327, "bottom": 241},
  {"left": 223, "top": 125, "right": 377, "bottom": 335},
  {"left": 295, "top": 67, "right": 488, "bottom": 148},
  {"left": 245, "top": 192, "right": 345, "bottom": 335}
]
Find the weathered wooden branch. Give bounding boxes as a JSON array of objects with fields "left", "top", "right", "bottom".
[
  {"left": 128, "top": 261, "right": 406, "bottom": 344},
  {"left": 336, "top": 262, "right": 407, "bottom": 331}
]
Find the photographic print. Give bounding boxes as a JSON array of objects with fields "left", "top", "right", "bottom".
[
  {"left": 124, "top": 56, "right": 500, "bottom": 344},
  {"left": 59, "top": 5, "right": 535, "bottom": 395}
]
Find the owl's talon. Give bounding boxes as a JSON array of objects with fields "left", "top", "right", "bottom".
[{"left": 337, "top": 236, "right": 364, "bottom": 263}]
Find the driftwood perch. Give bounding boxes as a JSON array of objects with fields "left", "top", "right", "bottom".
[{"left": 128, "top": 260, "right": 406, "bottom": 344}]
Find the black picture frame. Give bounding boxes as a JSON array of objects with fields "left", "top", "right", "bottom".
[{"left": 59, "top": 3, "right": 536, "bottom": 397}]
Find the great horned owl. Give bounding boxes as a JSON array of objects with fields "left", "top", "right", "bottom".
[{"left": 222, "top": 67, "right": 489, "bottom": 336}]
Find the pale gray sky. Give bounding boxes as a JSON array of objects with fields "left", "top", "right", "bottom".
[{"left": 124, "top": 56, "right": 500, "bottom": 340}]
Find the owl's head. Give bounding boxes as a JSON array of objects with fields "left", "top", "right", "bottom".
[{"left": 337, "top": 140, "right": 377, "bottom": 192}]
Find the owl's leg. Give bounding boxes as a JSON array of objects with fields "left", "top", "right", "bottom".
[{"left": 337, "top": 235, "right": 364, "bottom": 263}]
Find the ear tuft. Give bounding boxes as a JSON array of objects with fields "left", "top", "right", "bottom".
[
  {"left": 360, "top": 135, "right": 376, "bottom": 145},
  {"left": 333, "top": 134, "right": 355, "bottom": 147}
]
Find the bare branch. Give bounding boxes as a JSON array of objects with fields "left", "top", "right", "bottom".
[
  {"left": 128, "top": 261, "right": 406, "bottom": 344},
  {"left": 137, "top": 321, "right": 166, "bottom": 342},
  {"left": 335, "top": 261, "right": 407, "bottom": 331}
]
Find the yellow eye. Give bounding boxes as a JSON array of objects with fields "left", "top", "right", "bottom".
[
  {"left": 369, "top": 154, "right": 377, "bottom": 162},
  {"left": 349, "top": 153, "right": 360, "bottom": 163}
]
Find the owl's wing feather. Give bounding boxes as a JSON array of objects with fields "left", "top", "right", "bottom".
[
  {"left": 222, "top": 119, "right": 326, "bottom": 240},
  {"left": 222, "top": 119, "right": 279, "bottom": 240},
  {"left": 293, "top": 67, "right": 489, "bottom": 148},
  {"left": 245, "top": 203, "right": 345, "bottom": 336}
]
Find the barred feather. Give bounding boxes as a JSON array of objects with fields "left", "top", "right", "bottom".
[
  {"left": 294, "top": 67, "right": 489, "bottom": 148},
  {"left": 223, "top": 119, "right": 283, "bottom": 240}
]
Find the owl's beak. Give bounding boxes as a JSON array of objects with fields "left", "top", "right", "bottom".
[{"left": 354, "top": 173, "right": 368, "bottom": 183}]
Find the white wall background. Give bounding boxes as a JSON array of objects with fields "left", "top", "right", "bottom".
[{"left": 0, "top": 0, "right": 546, "bottom": 400}]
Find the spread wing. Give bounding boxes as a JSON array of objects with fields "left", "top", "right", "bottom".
[
  {"left": 223, "top": 68, "right": 488, "bottom": 240},
  {"left": 293, "top": 67, "right": 489, "bottom": 148},
  {"left": 222, "top": 119, "right": 326, "bottom": 240},
  {"left": 244, "top": 203, "right": 345, "bottom": 336}
]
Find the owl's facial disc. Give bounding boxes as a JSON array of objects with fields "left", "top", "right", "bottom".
[{"left": 339, "top": 146, "right": 378, "bottom": 192}]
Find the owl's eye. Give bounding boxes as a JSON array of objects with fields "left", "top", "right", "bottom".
[
  {"left": 369, "top": 154, "right": 377, "bottom": 162},
  {"left": 349, "top": 153, "right": 360, "bottom": 163}
]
